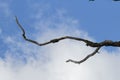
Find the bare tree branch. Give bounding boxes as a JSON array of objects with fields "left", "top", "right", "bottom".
[{"left": 15, "top": 16, "right": 120, "bottom": 64}]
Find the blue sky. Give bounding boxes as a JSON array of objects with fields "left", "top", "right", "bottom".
[
  {"left": 1, "top": 0, "right": 120, "bottom": 40},
  {"left": 0, "top": 0, "right": 120, "bottom": 80}
]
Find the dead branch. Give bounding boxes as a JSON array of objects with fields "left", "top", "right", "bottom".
[{"left": 15, "top": 16, "right": 120, "bottom": 64}]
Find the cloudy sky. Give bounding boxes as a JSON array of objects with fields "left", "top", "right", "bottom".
[{"left": 0, "top": 0, "right": 120, "bottom": 80}]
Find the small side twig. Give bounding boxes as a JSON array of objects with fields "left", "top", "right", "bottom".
[{"left": 66, "top": 47, "right": 101, "bottom": 64}]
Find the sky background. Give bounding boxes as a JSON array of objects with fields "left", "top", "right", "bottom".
[{"left": 0, "top": 0, "right": 120, "bottom": 80}]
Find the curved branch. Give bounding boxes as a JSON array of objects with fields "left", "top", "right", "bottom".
[
  {"left": 66, "top": 47, "right": 101, "bottom": 64},
  {"left": 15, "top": 16, "right": 94, "bottom": 46},
  {"left": 15, "top": 16, "right": 120, "bottom": 64}
]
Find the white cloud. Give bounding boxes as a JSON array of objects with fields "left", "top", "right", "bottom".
[{"left": 1, "top": 5, "right": 120, "bottom": 80}]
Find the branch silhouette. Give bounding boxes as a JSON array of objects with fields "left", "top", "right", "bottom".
[{"left": 15, "top": 16, "right": 120, "bottom": 64}]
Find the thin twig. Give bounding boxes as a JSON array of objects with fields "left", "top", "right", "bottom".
[{"left": 66, "top": 47, "right": 101, "bottom": 64}]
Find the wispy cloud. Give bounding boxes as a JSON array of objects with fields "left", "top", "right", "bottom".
[{"left": 0, "top": 3, "right": 120, "bottom": 80}]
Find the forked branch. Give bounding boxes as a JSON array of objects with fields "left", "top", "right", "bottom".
[{"left": 15, "top": 16, "right": 120, "bottom": 64}]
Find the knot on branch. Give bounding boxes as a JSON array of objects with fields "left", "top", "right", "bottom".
[
  {"left": 50, "top": 39, "right": 60, "bottom": 43},
  {"left": 100, "top": 40, "right": 114, "bottom": 46}
]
